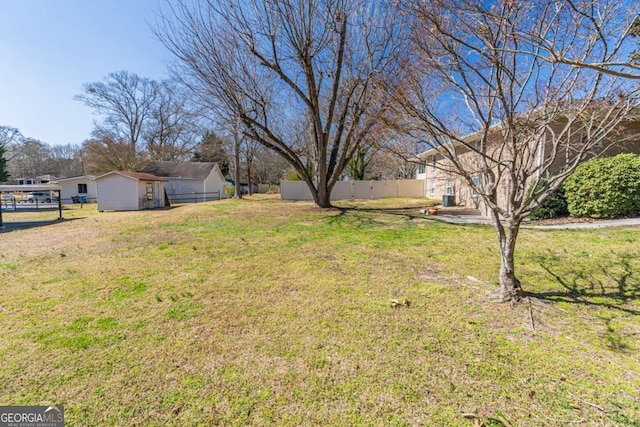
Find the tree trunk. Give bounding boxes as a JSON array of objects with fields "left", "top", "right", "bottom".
[
  {"left": 233, "top": 133, "right": 241, "bottom": 199},
  {"left": 315, "top": 186, "right": 332, "bottom": 208},
  {"left": 491, "top": 214, "right": 524, "bottom": 302},
  {"left": 314, "top": 173, "right": 332, "bottom": 208}
]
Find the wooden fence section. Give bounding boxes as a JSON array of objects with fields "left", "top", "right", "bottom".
[{"left": 280, "top": 180, "right": 425, "bottom": 201}]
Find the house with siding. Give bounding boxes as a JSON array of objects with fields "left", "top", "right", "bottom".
[
  {"left": 140, "top": 161, "right": 226, "bottom": 203},
  {"left": 51, "top": 175, "right": 97, "bottom": 203},
  {"left": 95, "top": 171, "right": 168, "bottom": 212},
  {"left": 415, "top": 115, "right": 640, "bottom": 216}
]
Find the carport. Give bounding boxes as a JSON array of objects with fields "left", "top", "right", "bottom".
[{"left": 0, "top": 184, "right": 63, "bottom": 229}]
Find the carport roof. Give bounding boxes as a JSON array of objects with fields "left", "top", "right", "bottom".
[{"left": 0, "top": 184, "right": 61, "bottom": 192}]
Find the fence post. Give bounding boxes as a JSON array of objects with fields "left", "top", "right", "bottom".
[{"left": 58, "top": 191, "right": 63, "bottom": 219}]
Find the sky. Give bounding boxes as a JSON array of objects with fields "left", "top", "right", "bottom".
[{"left": 0, "top": 0, "right": 173, "bottom": 146}]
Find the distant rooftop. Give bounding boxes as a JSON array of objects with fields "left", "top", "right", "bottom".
[{"left": 141, "top": 161, "right": 218, "bottom": 180}]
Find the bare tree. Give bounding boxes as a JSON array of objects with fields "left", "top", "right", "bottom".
[
  {"left": 6, "top": 139, "right": 52, "bottom": 179},
  {"left": 156, "top": 0, "right": 407, "bottom": 207},
  {"left": 0, "top": 126, "right": 23, "bottom": 150},
  {"left": 253, "top": 146, "right": 290, "bottom": 185},
  {"left": 77, "top": 72, "right": 204, "bottom": 165},
  {"left": 396, "top": 0, "right": 640, "bottom": 301},
  {"left": 144, "top": 80, "right": 199, "bottom": 160},
  {"left": 372, "top": 137, "right": 423, "bottom": 180},
  {"left": 81, "top": 132, "right": 141, "bottom": 174},
  {"left": 48, "top": 143, "right": 84, "bottom": 177},
  {"left": 521, "top": 2, "right": 640, "bottom": 80},
  {"left": 75, "top": 70, "right": 160, "bottom": 163}
]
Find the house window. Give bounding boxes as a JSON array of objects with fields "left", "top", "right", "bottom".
[
  {"left": 446, "top": 179, "right": 453, "bottom": 195},
  {"left": 471, "top": 176, "right": 480, "bottom": 196},
  {"left": 475, "top": 140, "right": 483, "bottom": 152},
  {"left": 431, "top": 155, "right": 436, "bottom": 170},
  {"left": 77, "top": 183, "right": 88, "bottom": 193},
  {"left": 418, "top": 163, "right": 426, "bottom": 174},
  {"left": 430, "top": 180, "right": 436, "bottom": 197},
  {"left": 146, "top": 182, "right": 154, "bottom": 201}
]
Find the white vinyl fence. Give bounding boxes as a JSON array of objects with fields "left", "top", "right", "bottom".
[{"left": 280, "top": 180, "right": 425, "bottom": 201}]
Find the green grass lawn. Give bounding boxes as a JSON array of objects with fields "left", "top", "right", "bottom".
[{"left": 1, "top": 196, "right": 638, "bottom": 426}]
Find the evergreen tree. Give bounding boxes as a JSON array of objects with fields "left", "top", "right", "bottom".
[
  {"left": 0, "top": 143, "right": 9, "bottom": 182},
  {"left": 192, "top": 131, "right": 230, "bottom": 175}
]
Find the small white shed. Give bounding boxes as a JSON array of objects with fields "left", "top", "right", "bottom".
[
  {"left": 95, "top": 171, "right": 168, "bottom": 212},
  {"left": 51, "top": 175, "right": 97, "bottom": 203}
]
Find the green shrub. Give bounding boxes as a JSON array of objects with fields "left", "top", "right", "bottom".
[
  {"left": 530, "top": 184, "right": 568, "bottom": 220},
  {"left": 224, "top": 185, "right": 235, "bottom": 198},
  {"left": 284, "top": 170, "right": 303, "bottom": 181},
  {"left": 564, "top": 154, "right": 640, "bottom": 218}
]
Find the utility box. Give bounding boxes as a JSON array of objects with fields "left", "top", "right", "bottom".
[{"left": 442, "top": 194, "right": 456, "bottom": 207}]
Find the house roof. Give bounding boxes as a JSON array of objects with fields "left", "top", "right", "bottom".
[
  {"left": 51, "top": 175, "right": 95, "bottom": 183},
  {"left": 13, "top": 174, "right": 60, "bottom": 182},
  {"left": 140, "top": 161, "right": 218, "bottom": 180},
  {"left": 94, "top": 171, "right": 168, "bottom": 181},
  {"left": 415, "top": 103, "right": 640, "bottom": 159}
]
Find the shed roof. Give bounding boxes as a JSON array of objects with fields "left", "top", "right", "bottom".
[
  {"left": 141, "top": 161, "right": 218, "bottom": 180},
  {"left": 94, "top": 171, "right": 168, "bottom": 181}
]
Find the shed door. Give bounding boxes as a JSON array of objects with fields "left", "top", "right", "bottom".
[{"left": 155, "top": 182, "right": 161, "bottom": 205}]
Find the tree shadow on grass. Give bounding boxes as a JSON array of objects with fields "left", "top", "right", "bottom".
[
  {"left": 0, "top": 217, "right": 85, "bottom": 233},
  {"left": 333, "top": 205, "right": 434, "bottom": 220},
  {"left": 529, "top": 253, "right": 640, "bottom": 316},
  {"left": 321, "top": 206, "right": 433, "bottom": 232}
]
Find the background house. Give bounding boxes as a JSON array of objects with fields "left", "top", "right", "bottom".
[
  {"left": 12, "top": 174, "right": 59, "bottom": 185},
  {"left": 95, "top": 171, "right": 168, "bottom": 212},
  {"left": 51, "top": 175, "right": 97, "bottom": 203},
  {"left": 415, "top": 118, "right": 640, "bottom": 215},
  {"left": 141, "top": 161, "right": 226, "bottom": 203}
]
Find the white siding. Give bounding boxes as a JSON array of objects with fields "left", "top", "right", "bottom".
[
  {"left": 203, "top": 166, "right": 227, "bottom": 199},
  {"left": 58, "top": 178, "right": 97, "bottom": 202},
  {"left": 96, "top": 175, "right": 141, "bottom": 211}
]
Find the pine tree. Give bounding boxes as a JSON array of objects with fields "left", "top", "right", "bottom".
[
  {"left": 192, "top": 131, "right": 230, "bottom": 175},
  {"left": 0, "top": 143, "right": 9, "bottom": 182}
]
